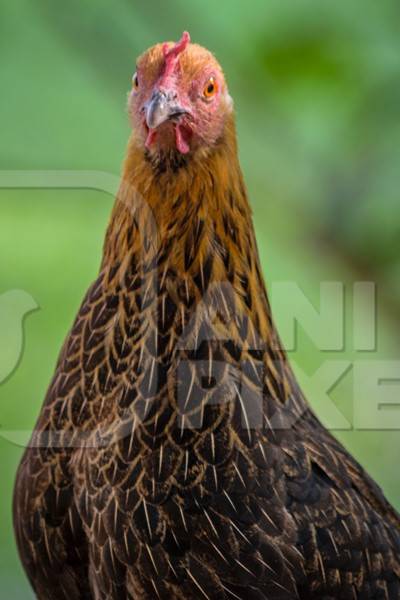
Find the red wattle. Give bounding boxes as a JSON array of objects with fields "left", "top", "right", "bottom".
[
  {"left": 175, "top": 124, "right": 191, "bottom": 154},
  {"left": 145, "top": 129, "right": 157, "bottom": 149}
]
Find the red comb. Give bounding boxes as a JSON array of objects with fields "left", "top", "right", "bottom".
[{"left": 161, "top": 31, "right": 191, "bottom": 80}]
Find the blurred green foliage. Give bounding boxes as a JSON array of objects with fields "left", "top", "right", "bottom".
[{"left": 1, "top": 1, "right": 400, "bottom": 596}]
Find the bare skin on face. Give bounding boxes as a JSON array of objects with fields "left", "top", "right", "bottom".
[{"left": 128, "top": 31, "right": 233, "bottom": 156}]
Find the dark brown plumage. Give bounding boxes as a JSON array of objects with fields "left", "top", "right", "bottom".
[{"left": 14, "top": 34, "right": 400, "bottom": 600}]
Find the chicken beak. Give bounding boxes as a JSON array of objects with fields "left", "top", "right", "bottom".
[{"left": 145, "top": 90, "right": 187, "bottom": 130}]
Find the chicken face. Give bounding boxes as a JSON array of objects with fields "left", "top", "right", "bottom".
[{"left": 128, "top": 32, "right": 233, "bottom": 156}]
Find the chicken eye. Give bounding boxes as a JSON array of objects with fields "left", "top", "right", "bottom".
[
  {"left": 132, "top": 72, "right": 139, "bottom": 90},
  {"left": 203, "top": 77, "right": 218, "bottom": 100}
]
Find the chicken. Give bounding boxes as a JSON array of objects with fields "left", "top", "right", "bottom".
[{"left": 14, "top": 32, "right": 400, "bottom": 600}]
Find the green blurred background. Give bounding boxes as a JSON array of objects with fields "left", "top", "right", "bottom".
[{"left": 1, "top": 1, "right": 400, "bottom": 596}]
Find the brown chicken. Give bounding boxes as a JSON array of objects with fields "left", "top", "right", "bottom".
[{"left": 14, "top": 32, "right": 400, "bottom": 600}]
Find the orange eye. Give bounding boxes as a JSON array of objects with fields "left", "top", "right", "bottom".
[
  {"left": 132, "top": 72, "right": 139, "bottom": 90},
  {"left": 203, "top": 77, "right": 218, "bottom": 99}
]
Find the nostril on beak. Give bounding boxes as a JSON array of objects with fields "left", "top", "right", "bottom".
[{"left": 151, "top": 89, "right": 167, "bottom": 103}]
